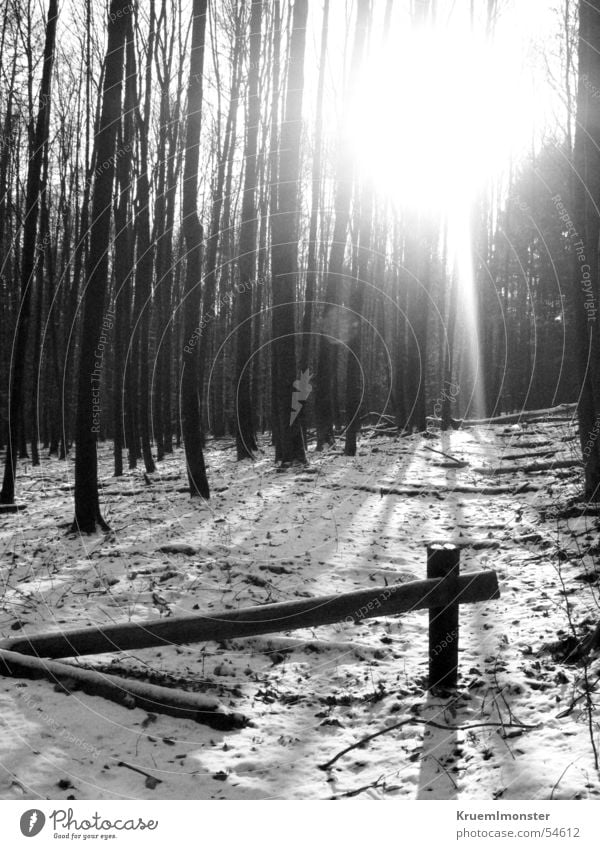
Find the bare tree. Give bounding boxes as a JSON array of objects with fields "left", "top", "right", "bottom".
[
  {"left": 300, "top": 0, "right": 329, "bottom": 395},
  {"left": 234, "top": 0, "right": 261, "bottom": 460},
  {"left": 314, "top": 0, "right": 369, "bottom": 450},
  {"left": 571, "top": 0, "right": 600, "bottom": 499},
  {"left": 270, "top": 0, "right": 308, "bottom": 464},
  {"left": 112, "top": 12, "right": 136, "bottom": 476},
  {"left": 0, "top": 0, "right": 58, "bottom": 505},
  {"left": 72, "top": 0, "right": 129, "bottom": 532},
  {"left": 180, "top": 0, "right": 210, "bottom": 498}
]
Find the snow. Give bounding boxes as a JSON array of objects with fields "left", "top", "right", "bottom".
[{"left": 1, "top": 419, "right": 599, "bottom": 800}]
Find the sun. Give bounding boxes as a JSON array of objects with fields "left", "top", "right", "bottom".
[{"left": 347, "top": 12, "right": 540, "bottom": 216}]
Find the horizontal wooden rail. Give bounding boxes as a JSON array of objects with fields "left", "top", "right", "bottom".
[{"left": 0, "top": 570, "right": 499, "bottom": 660}]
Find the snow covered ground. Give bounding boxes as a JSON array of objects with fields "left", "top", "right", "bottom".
[{"left": 1, "top": 418, "right": 599, "bottom": 800}]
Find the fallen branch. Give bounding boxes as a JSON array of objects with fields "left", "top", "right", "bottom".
[
  {"left": 366, "top": 426, "right": 398, "bottom": 437},
  {"left": 318, "top": 717, "right": 539, "bottom": 771},
  {"left": 0, "top": 648, "right": 246, "bottom": 730},
  {"left": 343, "top": 482, "right": 541, "bottom": 496},
  {"left": 427, "top": 404, "right": 576, "bottom": 430},
  {"left": 472, "top": 459, "right": 580, "bottom": 476},
  {"left": 549, "top": 501, "right": 600, "bottom": 519},
  {"left": 361, "top": 412, "right": 396, "bottom": 423},
  {"left": 463, "top": 404, "right": 576, "bottom": 426},
  {"left": 501, "top": 450, "right": 555, "bottom": 461},
  {"left": 423, "top": 445, "right": 468, "bottom": 467}
]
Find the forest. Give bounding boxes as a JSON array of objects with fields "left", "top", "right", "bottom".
[{"left": 1, "top": 0, "right": 600, "bottom": 804}]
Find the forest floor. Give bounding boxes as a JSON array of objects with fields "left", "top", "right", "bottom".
[{"left": 1, "top": 415, "right": 600, "bottom": 800}]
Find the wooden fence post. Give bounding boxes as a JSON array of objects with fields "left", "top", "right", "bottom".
[{"left": 427, "top": 542, "right": 460, "bottom": 690}]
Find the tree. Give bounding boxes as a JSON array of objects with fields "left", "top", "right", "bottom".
[
  {"left": 112, "top": 12, "right": 136, "bottom": 477},
  {"left": 72, "top": 0, "right": 129, "bottom": 532},
  {"left": 234, "top": 0, "right": 261, "bottom": 460},
  {"left": 270, "top": 0, "right": 308, "bottom": 464},
  {"left": 153, "top": 0, "right": 185, "bottom": 459},
  {"left": 314, "top": 0, "right": 369, "bottom": 450},
  {"left": 572, "top": 0, "right": 600, "bottom": 500},
  {"left": 0, "top": 0, "right": 58, "bottom": 505},
  {"left": 180, "top": 0, "right": 210, "bottom": 498},
  {"left": 198, "top": 1, "right": 243, "bottom": 441},
  {"left": 131, "top": 0, "right": 156, "bottom": 475},
  {"left": 344, "top": 176, "right": 373, "bottom": 455},
  {"left": 300, "top": 0, "right": 329, "bottom": 401}
]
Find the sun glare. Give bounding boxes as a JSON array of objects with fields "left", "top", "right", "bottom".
[
  {"left": 349, "top": 15, "right": 540, "bottom": 215},
  {"left": 338, "top": 3, "right": 549, "bottom": 420}
]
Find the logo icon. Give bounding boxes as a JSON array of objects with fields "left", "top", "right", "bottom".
[
  {"left": 20, "top": 810, "right": 45, "bottom": 837},
  {"left": 290, "top": 369, "right": 313, "bottom": 425}
]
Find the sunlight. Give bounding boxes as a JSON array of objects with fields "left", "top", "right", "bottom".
[
  {"left": 450, "top": 206, "right": 487, "bottom": 417},
  {"left": 342, "top": 4, "right": 546, "bottom": 420},
  {"left": 349, "top": 15, "right": 539, "bottom": 215}
]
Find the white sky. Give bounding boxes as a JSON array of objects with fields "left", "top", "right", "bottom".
[{"left": 302, "top": 0, "right": 571, "bottom": 212}]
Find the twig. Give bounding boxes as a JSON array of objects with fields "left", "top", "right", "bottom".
[
  {"left": 330, "top": 774, "right": 387, "bottom": 798},
  {"left": 117, "top": 761, "right": 162, "bottom": 786},
  {"left": 550, "top": 759, "right": 578, "bottom": 800},
  {"left": 423, "top": 445, "right": 468, "bottom": 467},
  {"left": 318, "top": 718, "right": 538, "bottom": 771},
  {"left": 431, "top": 754, "right": 458, "bottom": 789}
]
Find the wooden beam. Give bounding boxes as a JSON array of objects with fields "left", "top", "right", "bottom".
[
  {"left": 0, "top": 571, "right": 499, "bottom": 659},
  {"left": 0, "top": 504, "right": 26, "bottom": 514},
  {"left": 427, "top": 543, "right": 459, "bottom": 690}
]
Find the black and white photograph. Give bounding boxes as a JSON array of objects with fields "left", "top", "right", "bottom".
[{"left": 0, "top": 0, "right": 599, "bottom": 837}]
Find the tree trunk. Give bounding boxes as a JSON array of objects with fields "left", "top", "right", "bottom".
[
  {"left": 133, "top": 0, "right": 156, "bottom": 474},
  {"left": 112, "top": 15, "right": 136, "bottom": 477},
  {"left": 234, "top": 0, "right": 261, "bottom": 460},
  {"left": 0, "top": 0, "right": 57, "bottom": 504},
  {"left": 344, "top": 179, "right": 373, "bottom": 456},
  {"left": 300, "top": 0, "right": 329, "bottom": 434},
  {"left": 270, "top": 0, "right": 308, "bottom": 464},
  {"left": 314, "top": 0, "right": 369, "bottom": 450},
  {"left": 72, "top": 0, "right": 129, "bottom": 532},
  {"left": 268, "top": 0, "right": 282, "bottom": 456},
  {"left": 573, "top": 0, "right": 600, "bottom": 500},
  {"left": 202, "top": 4, "right": 244, "bottom": 439},
  {"left": 180, "top": 0, "right": 210, "bottom": 498}
]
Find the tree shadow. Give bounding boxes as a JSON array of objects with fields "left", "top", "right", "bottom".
[{"left": 416, "top": 693, "right": 459, "bottom": 798}]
